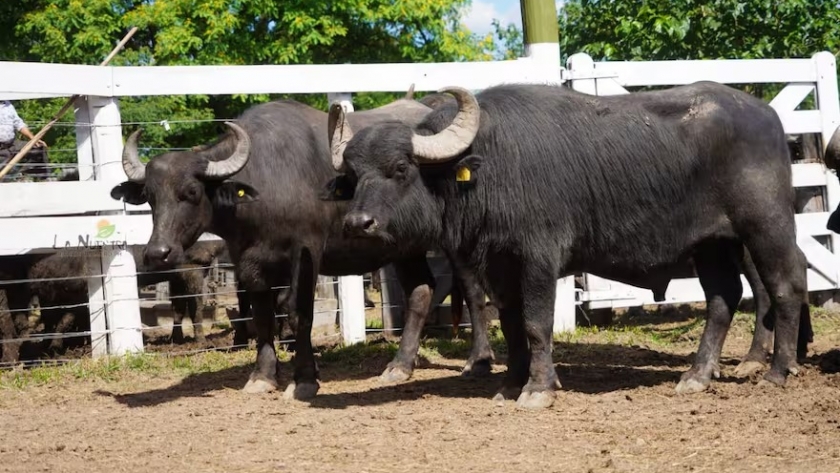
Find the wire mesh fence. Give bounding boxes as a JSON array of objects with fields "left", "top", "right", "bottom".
[{"left": 0, "top": 244, "right": 470, "bottom": 370}]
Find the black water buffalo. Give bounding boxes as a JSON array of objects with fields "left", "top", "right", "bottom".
[
  {"left": 328, "top": 81, "right": 811, "bottom": 409},
  {"left": 109, "top": 93, "right": 495, "bottom": 400},
  {"left": 0, "top": 241, "right": 226, "bottom": 363},
  {"left": 412, "top": 92, "right": 815, "bottom": 375}
]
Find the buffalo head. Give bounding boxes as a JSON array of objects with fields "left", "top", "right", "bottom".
[
  {"left": 324, "top": 87, "right": 481, "bottom": 239},
  {"left": 110, "top": 122, "right": 259, "bottom": 269}
]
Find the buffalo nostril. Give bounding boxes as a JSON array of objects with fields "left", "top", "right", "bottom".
[
  {"left": 361, "top": 217, "right": 376, "bottom": 232},
  {"left": 146, "top": 245, "right": 172, "bottom": 263}
]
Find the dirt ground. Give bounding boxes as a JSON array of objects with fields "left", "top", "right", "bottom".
[{"left": 2, "top": 307, "right": 840, "bottom": 473}]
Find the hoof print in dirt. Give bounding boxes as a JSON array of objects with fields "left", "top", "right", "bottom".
[
  {"left": 243, "top": 378, "right": 280, "bottom": 394},
  {"left": 283, "top": 381, "right": 320, "bottom": 401}
]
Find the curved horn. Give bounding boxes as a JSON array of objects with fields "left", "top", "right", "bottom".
[
  {"left": 405, "top": 83, "right": 416, "bottom": 100},
  {"left": 825, "top": 125, "right": 840, "bottom": 171},
  {"left": 203, "top": 121, "right": 251, "bottom": 179},
  {"left": 122, "top": 129, "right": 147, "bottom": 182},
  {"left": 410, "top": 86, "right": 480, "bottom": 162},
  {"left": 328, "top": 102, "right": 354, "bottom": 172}
]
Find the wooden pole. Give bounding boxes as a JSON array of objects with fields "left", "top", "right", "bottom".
[
  {"left": 0, "top": 26, "right": 138, "bottom": 180},
  {"left": 520, "top": 0, "right": 560, "bottom": 47}
]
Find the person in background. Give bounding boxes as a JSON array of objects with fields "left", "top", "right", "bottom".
[{"left": 0, "top": 100, "right": 49, "bottom": 182}]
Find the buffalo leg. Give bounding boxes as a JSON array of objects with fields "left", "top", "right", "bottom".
[
  {"left": 242, "top": 290, "right": 281, "bottom": 393},
  {"left": 676, "top": 241, "right": 744, "bottom": 394},
  {"left": 379, "top": 254, "right": 435, "bottom": 383},
  {"left": 734, "top": 249, "right": 774, "bottom": 377},
  {"left": 492, "top": 304, "right": 530, "bottom": 403},
  {"left": 748, "top": 236, "right": 807, "bottom": 386},
  {"left": 169, "top": 279, "right": 188, "bottom": 344},
  {"left": 512, "top": 259, "right": 563, "bottom": 410},
  {"left": 379, "top": 255, "right": 435, "bottom": 383},
  {"left": 735, "top": 247, "right": 812, "bottom": 377},
  {"left": 231, "top": 289, "right": 251, "bottom": 349},
  {"left": 448, "top": 257, "right": 495, "bottom": 377},
  {"left": 0, "top": 289, "right": 21, "bottom": 364},
  {"left": 451, "top": 279, "right": 464, "bottom": 338},
  {"left": 184, "top": 268, "right": 207, "bottom": 344},
  {"left": 47, "top": 311, "right": 76, "bottom": 353},
  {"left": 283, "top": 247, "right": 319, "bottom": 400}
]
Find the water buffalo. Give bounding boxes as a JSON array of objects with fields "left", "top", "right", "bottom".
[
  {"left": 109, "top": 93, "right": 496, "bottom": 400},
  {"left": 0, "top": 240, "right": 227, "bottom": 363},
  {"left": 411, "top": 92, "right": 814, "bottom": 373},
  {"left": 328, "top": 81, "right": 816, "bottom": 409}
]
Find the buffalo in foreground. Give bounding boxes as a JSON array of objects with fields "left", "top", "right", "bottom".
[
  {"left": 109, "top": 93, "right": 495, "bottom": 400},
  {"left": 328, "top": 81, "right": 821, "bottom": 409}
]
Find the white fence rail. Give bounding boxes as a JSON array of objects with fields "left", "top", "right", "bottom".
[{"left": 1, "top": 49, "right": 839, "bottom": 358}]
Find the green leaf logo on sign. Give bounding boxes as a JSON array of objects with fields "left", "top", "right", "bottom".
[{"left": 95, "top": 219, "right": 116, "bottom": 239}]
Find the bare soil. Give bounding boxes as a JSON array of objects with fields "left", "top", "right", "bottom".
[{"left": 2, "top": 307, "right": 840, "bottom": 473}]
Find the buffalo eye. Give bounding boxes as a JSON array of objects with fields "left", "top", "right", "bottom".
[
  {"left": 180, "top": 185, "right": 203, "bottom": 204},
  {"left": 394, "top": 160, "right": 409, "bottom": 180}
]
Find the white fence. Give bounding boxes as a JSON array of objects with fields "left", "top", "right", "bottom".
[{"left": 1, "top": 49, "right": 839, "bottom": 358}]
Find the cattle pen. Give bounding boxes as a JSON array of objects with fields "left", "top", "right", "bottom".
[
  {"left": 1, "top": 50, "right": 839, "bottom": 360},
  {"left": 3, "top": 6, "right": 840, "bottom": 471}
]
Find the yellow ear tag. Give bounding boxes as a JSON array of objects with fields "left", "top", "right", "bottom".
[
  {"left": 335, "top": 188, "right": 343, "bottom": 197},
  {"left": 237, "top": 189, "right": 246, "bottom": 198},
  {"left": 456, "top": 166, "right": 471, "bottom": 182}
]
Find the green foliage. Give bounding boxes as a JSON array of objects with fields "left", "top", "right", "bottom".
[
  {"left": 558, "top": 0, "right": 840, "bottom": 63},
  {"left": 5, "top": 0, "right": 502, "bottom": 170}
]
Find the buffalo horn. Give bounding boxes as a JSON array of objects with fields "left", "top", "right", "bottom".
[
  {"left": 203, "top": 121, "right": 251, "bottom": 179},
  {"left": 328, "top": 102, "right": 353, "bottom": 172},
  {"left": 405, "top": 83, "right": 416, "bottom": 100},
  {"left": 410, "top": 86, "right": 480, "bottom": 162},
  {"left": 121, "top": 129, "right": 147, "bottom": 182}
]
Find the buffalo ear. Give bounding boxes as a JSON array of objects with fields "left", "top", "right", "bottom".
[
  {"left": 320, "top": 174, "right": 356, "bottom": 201},
  {"left": 110, "top": 181, "right": 147, "bottom": 205},
  {"left": 454, "top": 154, "right": 483, "bottom": 186},
  {"left": 212, "top": 180, "right": 260, "bottom": 209}
]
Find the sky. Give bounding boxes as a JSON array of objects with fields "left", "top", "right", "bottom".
[{"left": 461, "top": 0, "right": 566, "bottom": 37}]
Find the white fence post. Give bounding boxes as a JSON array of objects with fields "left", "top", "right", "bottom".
[
  {"left": 86, "top": 95, "right": 144, "bottom": 355},
  {"left": 73, "top": 96, "right": 94, "bottom": 181},
  {"left": 814, "top": 52, "right": 840, "bottom": 259},
  {"left": 86, "top": 255, "right": 108, "bottom": 357},
  {"left": 328, "top": 92, "right": 367, "bottom": 345}
]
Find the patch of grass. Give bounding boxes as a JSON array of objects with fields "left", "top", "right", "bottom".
[
  {"left": 0, "top": 349, "right": 258, "bottom": 390},
  {"left": 365, "top": 318, "right": 384, "bottom": 330},
  {"left": 319, "top": 340, "right": 399, "bottom": 366}
]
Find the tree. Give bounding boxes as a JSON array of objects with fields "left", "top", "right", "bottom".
[
  {"left": 558, "top": 0, "right": 840, "bottom": 64},
  {"left": 7, "top": 0, "right": 498, "bottom": 168}
]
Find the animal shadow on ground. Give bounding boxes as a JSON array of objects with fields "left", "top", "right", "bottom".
[{"left": 96, "top": 342, "right": 705, "bottom": 409}]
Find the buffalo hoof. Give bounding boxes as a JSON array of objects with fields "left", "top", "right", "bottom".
[
  {"left": 515, "top": 390, "right": 556, "bottom": 410},
  {"left": 282, "top": 381, "right": 320, "bottom": 401},
  {"left": 491, "top": 385, "right": 522, "bottom": 406},
  {"left": 379, "top": 365, "right": 412, "bottom": 384},
  {"left": 674, "top": 371, "right": 710, "bottom": 395},
  {"left": 243, "top": 377, "right": 280, "bottom": 394},
  {"left": 461, "top": 358, "right": 493, "bottom": 377},
  {"left": 733, "top": 360, "right": 766, "bottom": 378}
]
